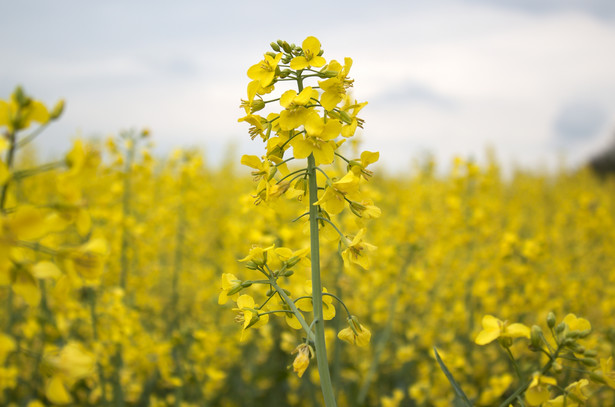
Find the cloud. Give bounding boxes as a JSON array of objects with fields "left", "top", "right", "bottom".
[{"left": 2, "top": 1, "right": 615, "bottom": 171}]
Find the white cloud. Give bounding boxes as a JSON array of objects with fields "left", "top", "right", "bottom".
[{"left": 2, "top": 1, "right": 615, "bottom": 171}]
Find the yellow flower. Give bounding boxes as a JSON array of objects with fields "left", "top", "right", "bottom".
[
  {"left": 238, "top": 114, "right": 267, "bottom": 140},
  {"left": 247, "top": 53, "right": 282, "bottom": 87},
  {"left": 525, "top": 373, "right": 557, "bottom": 406},
  {"left": 239, "top": 244, "right": 275, "bottom": 267},
  {"left": 290, "top": 36, "right": 326, "bottom": 70},
  {"left": 339, "top": 96, "right": 367, "bottom": 138},
  {"left": 218, "top": 273, "right": 242, "bottom": 305},
  {"left": 0, "top": 90, "right": 50, "bottom": 132},
  {"left": 241, "top": 155, "right": 275, "bottom": 183},
  {"left": 67, "top": 238, "right": 109, "bottom": 282},
  {"left": 42, "top": 342, "right": 95, "bottom": 405},
  {"left": 341, "top": 228, "right": 377, "bottom": 269},
  {"left": 291, "top": 343, "right": 314, "bottom": 378},
  {"left": 314, "top": 171, "right": 361, "bottom": 215},
  {"left": 318, "top": 58, "right": 353, "bottom": 111},
  {"left": 274, "top": 247, "right": 310, "bottom": 269},
  {"left": 233, "top": 294, "right": 268, "bottom": 341},
  {"left": 349, "top": 150, "right": 380, "bottom": 180},
  {"left": 338, "top": 316, "right": 371, "bottom": 347},
  {"left": 279, "top": 87, "right": 315, "bottom": 131},
  {"left": 562, "top": 313, "right": 591, "bottom": 333},
  {"left": 597, "top": 357, "right": 615, "bottom": 389},
  {"left": 474, "top": 315, "right": 530, "bottom": 345},
  {"left": 564, "top": 379, "right": 590, "bottom": 404}
]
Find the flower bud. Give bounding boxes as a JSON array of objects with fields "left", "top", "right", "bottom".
[
  {"left": 555, "top": 322, "right": 566, "bottom": 334},
  {"left": 547, "top": 312, "right": 556, "bottom": 328},
  {"left": 270, "top": 42, "right": 281, "bottom": 52},
  {"left": 581, "top": 357, "right": 598, "bottom": 367},
  {"left": 240, "top": 281, "right": 253, "bottom": 288},
  {"left": 281, "top": 269, "right": 294, "bottom": 277},
  {"left": 347, "top": 316, "right": 363, "bottom": 335},
  {"left": 349, "top": 201, "right": 366, "bottom": 218},
  {"left": 338, "top": 110, "right": 353, "bottom": 124},
  {"left": 49, "top": 99, "right": 65, "bottom": 120},
  {"left": 251, "top": 99, "right": 266, "bottom": 113},
  {"left": 227, "top": 286, "right": 243, "bottom": 296},
  {"left": 279, "top": 69, "right": 292, "bottom": 78},
  {"left": 267, "top": 166, "right": 278, "bottom": 181},
  {"left": 566, "top": 330, "right": 581, "bottom": 339},
  {"left": 265, "top": 51, "right": 277, "bottom": 58},
  {"left": 589, "top": 372, "right": 606, "bottom": 384},
  {"left": 552, "top": 361, "right": 563, "bottom": 373},
  {"left": 584, "top": 349, "right": 598, "bottom": 357},
  {"left": 578, "top": 329, "right": 592, "bottom": 338},
  {"left": 321, "top": 70, "right": 339, "bottom": 78},
  {"left": 14, "top": 86, "right": 29, "bottom": 107},
  {"left": 530, "top": 325, "right": 543, "bottom": 350},
  {"left": 280, "top": 41, "right": 292, "bottom": 53},
  {"left": 286, "top": 256, "right": 301, "bottom": 268},
  {"left": 245, "top": 314, "right": 262, "bottom": 329}
]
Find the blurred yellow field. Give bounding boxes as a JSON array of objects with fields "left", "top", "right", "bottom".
[{"left": 1, "top": 38, "right": 615, "bottom": 407}]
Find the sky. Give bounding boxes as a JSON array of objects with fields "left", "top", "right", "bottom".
[{"left": 2, "top": 0, "right": 615, "bottom": 173}]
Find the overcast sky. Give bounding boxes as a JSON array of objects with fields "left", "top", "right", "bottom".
[{"left": 2, "top": 0, "right": 615, "bottom": 172}]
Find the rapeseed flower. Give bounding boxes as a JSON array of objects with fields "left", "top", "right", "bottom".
[{"left": 475, "top": 315, "right": 530, "bottom": 345}]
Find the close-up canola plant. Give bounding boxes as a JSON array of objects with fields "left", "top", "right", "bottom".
[{"left": 1, "top": 37, "right": 615, "bottom": 407}]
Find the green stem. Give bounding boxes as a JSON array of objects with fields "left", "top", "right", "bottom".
[
  {"left": 119, "top": 136, "right": 135, "bottom": 290},
  {"left": 88, "top": 288, "right": 109, "bottom": 406},
  {"left": 1, "top": 130, "right": 16, "bottom": 211},
  {"left": 498, "top": 343, "right": 563, "bottom": 407},
  {"left": 269, "top": 280, "right": 314, "bottom": 342},
  {"left": 357, "top": 247, "right": 414, "bottom": 404},
  {"left": 12, "top": 161, "right": 65, "bottom": 180},
  {"left": 307, "top": 153, "right": 337, "bottom": 407},
  {"left": 505, "top": 346, "right": 524, "bottom": 381}
]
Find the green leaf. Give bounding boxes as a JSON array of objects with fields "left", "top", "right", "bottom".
[{"left": 433, "top": 347, "right": 473, "bottom": 407}]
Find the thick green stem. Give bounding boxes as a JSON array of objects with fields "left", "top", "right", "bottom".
[{"left": 307, "top": 153, "right": 337, "bottom": 407}]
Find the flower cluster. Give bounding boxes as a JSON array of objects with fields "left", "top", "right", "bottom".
[{"left": 231, "top": 37, "right": 378, "bottom": 403}]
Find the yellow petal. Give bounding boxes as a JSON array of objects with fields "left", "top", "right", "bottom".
[
  {"left": 290, "top": 56, "right": 309, "bottom": 70},
  {"left": 8, "top": 206, "right": 48, "bottom": 241},
  {"left": 506, "top": 323, "right": 531, "bottom": 339},
  {"left": 236, "top": 294, "right": 255, "bottom": 309},
  {"left": 76, "top": 209, "right": 91, "bottom": 237},
  {"left": 46, "top": 375, "right": 72, "bottom": 405},
  {"left": 12, "top": 267, "right": 41, "bottom": 307},
  {"left": 0, "top": 100, "right": 10, "bottom": 128},
  {"left": 240, "top": 155, "right": 262, "bottom": 170},
  {"left": 563, "top": 314, "right": 591, "bottom": 331},
  {"left": 32, "top": 261, "right": 62, "bottom": 280},
  {"left": 285, "top": 313, "right": 303, "bottom": 330}
]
